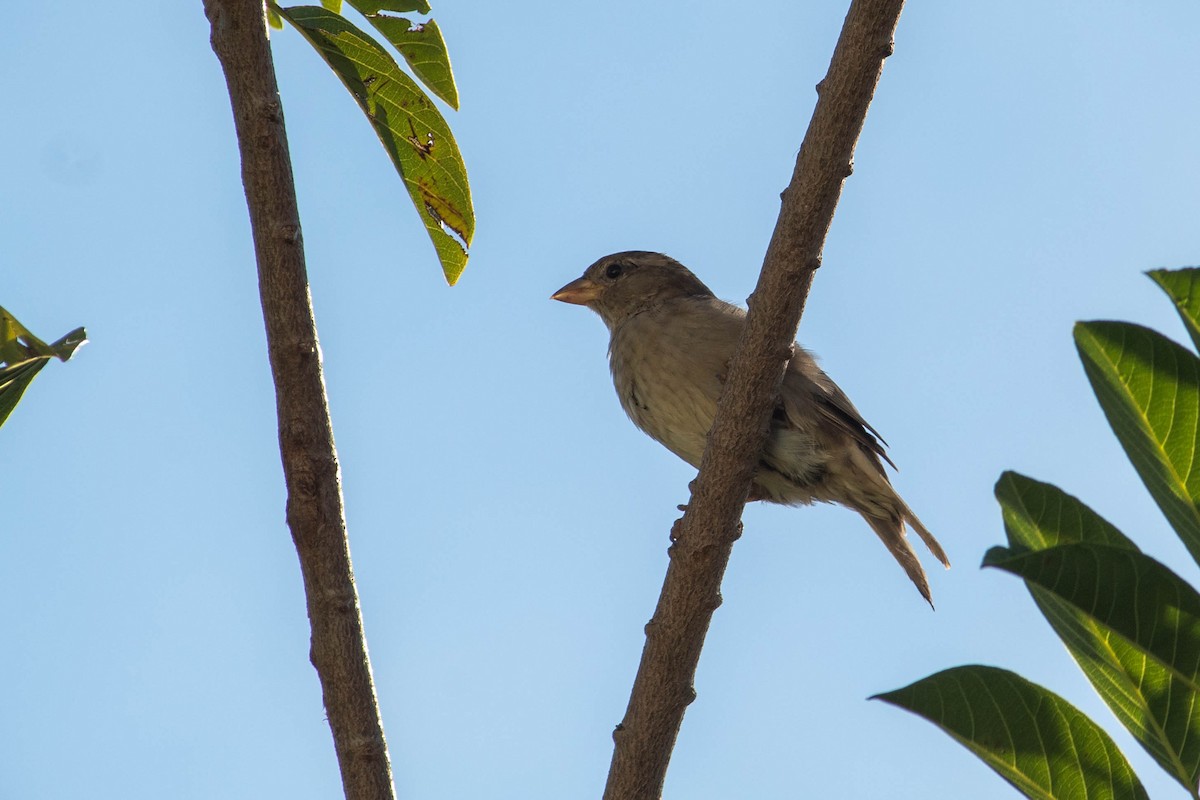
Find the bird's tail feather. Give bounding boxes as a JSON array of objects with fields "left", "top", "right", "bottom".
[
  {"left": 861, "top": 513, "right": 935, "bottom": 607},
  {"left": 900, "top": 501, "right": 951, "bottom": 569}
]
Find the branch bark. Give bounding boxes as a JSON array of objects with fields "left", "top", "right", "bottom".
[
  {"left": 204, "top": 2, "right": 395, "bottom": 799},
  {"left": 602, "top": 1, "right": 907, "bottom": 797}
]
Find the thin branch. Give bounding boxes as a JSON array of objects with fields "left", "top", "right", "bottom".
[
  {"left": 602, "top": 1, "right": 907, "bottom": 797},
  {"left": 203, "top": 2, "right": 395, "bottom": 799}
]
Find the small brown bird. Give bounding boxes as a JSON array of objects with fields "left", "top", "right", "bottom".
[{"left": 552, "top": 251, "right": 950, "bottom": 604}]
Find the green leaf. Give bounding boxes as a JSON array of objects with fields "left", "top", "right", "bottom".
[
  {"left": 1149, "top": 267, "right": 1200, "bottom": 354},
  {"left": 997, "top": 472, "right": 1200, "bottom": 796},
  {"left": 1076, "top": 321, "right": 1200, "bottom": 566},
  {"left": 48, "top": 328, "right": 88, "bottom": 361},
  {"left": 996, "top": 471, "right": 1134, "bottom": 551},
  {"left": 984, "top": 543, "right": 1200, "bottom": 695},
  {"left": 349, "top": 0, "right": 430, "bottom": 12},
  {"left": 0, "top": 359, "right": 49, "bottom": 430},
  {"left": 320, "top": 0, "right": 342, "bottom": 11},
  {"left": 277, "top": 5, "right": 473, "bottom": 284},
  {"left": 268, "top": 4, "right": 284, "bottom": 29},
  {"left": 348, "top": 9, "right": 459, "bottom": 110},
  {"left": 0, "top": 306, "right": 87, "bottom": 430},
  {"left": 874, "top": 665, "right": 1148, "bottom": 800}
]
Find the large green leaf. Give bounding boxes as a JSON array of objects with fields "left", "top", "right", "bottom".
[
  {"left": 985, "top": 543, "right": 1200, "bottom": 696},
  {"left": 997, "top": 472, "right": 1200, "bottom": 796},
  {"left": 345, "top": 1, "right": 459, "bottom": 109},
  {"left": 277, "top": 5, "right": 473, "bottom": 284},
  {"left": 874, "top": 665, "right": 1148, "bottom": 800},
  {"left": 1149, "top": 267, "right": 1200, "bottom": 355},
  {"left": 0, "top": 306, "right": 86, "bottom": 430},
  {"left": 1076, "top": 321, "right": 1200, "bottom": 566},
  {"left": 996, "top": 472, "right": 1134, "bottom": 551}
]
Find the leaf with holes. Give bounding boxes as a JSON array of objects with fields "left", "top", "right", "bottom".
[
  {"left": 874, "top": 665, "right": 1148, "bottom": 800},
  {"left": 346, "top": 0, "right": 458, "bottom": 109},
  {"left": 349, "top": 0, "right": 429, "bottom": 11},
  {"left": 1075, "top": 320, "right": 1200, "bottom": 567},
  {"left": 277, "top": 4, "right": 473, "bottom": 284},
  {"left": 997, "top": 472, "right": 1200, "bottom": 797}
]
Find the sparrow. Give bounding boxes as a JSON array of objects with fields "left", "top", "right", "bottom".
[{"left": 552, "top": 251, "right": 950, "bottom": 605}]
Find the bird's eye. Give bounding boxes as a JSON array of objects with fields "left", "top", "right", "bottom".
[{"left": 605, "top": 263, "right": 624, "bottom": 280}]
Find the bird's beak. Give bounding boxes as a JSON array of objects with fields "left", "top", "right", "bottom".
[{"left": 551, "top": 277, "right": 602, "bottom": 305}]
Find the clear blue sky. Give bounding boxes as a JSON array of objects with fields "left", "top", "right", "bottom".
[{"left": 4, "top": 2, "right": 1200, "bottom": 798}]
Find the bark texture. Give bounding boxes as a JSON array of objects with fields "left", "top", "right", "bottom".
[
  {"left": 204, "top": 2, "right": 395, "bottom": 798},
  {"left": 602, "top": 2, "right": 907, "bottom": 798}
]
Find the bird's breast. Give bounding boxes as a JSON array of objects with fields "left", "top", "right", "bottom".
[{"left": 608, "top": 311, "right": 728, "bottom": 468}]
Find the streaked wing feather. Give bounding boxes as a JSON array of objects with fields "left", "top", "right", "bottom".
[{"left": 783, "top": 352, "right": 896, "bottom": 471}]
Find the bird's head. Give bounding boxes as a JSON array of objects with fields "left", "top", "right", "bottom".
[{"left": 551, "top": 251, "right": 714, "bottom": 329}]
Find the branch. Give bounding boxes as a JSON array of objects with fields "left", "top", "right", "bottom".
[
  {"left": 602, "top": 1, "right": 907, "bottom": 797},
  {"left": 203, "top": 2, "right": 395, "bottom": 798}
]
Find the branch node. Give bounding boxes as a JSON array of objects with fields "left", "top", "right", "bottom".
[
  {"left": 277, "top": 221, "right": 303, "bottom": 245},
  {"left": 773, "top": 342, "right": 795, "bottom": 364},
  {"left": 257, "top": 96, "right": 284, "bottom": 124},
  {"left": 705, "top": 592, "right": 724, "bottom": 613}
]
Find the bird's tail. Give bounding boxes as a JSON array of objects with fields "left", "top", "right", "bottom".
[
  {"left": 901, "top": 501, "right": 951, "bottom": 571},
  {"left": 860, "top": 502, "right": 950, "bottom": 608}
]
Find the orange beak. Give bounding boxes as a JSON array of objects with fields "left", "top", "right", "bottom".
[{"left": 550, "top": 277, "right": 603, "bottom": 305}]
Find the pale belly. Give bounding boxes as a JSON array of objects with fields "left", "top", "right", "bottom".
[{"left": 609, "top": 315, "right": 726, "bottom": 468}]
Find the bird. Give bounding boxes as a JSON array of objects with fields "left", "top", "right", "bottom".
[{"left": 551, "top": 251, "right": 950, "bottom": 605}]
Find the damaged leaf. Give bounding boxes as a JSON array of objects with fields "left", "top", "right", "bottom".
[
  {"left": 277, "top": 4, "right": 473, "bottom": 284},
  {"left": 346, "top": 1, "right": 459, "bottom": 109}
]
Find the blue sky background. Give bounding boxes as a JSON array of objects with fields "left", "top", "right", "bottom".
[{"left": 4, "top": 2, "right": 1200, "bottom": 798}]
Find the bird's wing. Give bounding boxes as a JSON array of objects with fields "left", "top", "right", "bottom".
[
  {"left": 781, "top": 350, "right": 896, "bottom": 471},
  {"left": 657, "top": 297, "right": 896, "bottom": 472}
]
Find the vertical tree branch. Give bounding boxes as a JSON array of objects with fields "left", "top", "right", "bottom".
[
  {"left": 603, "top": 1, "right": 907, "bottom": 797},
  {"left": 204, "top": 2, "right": 394, "bottom": 799}
]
